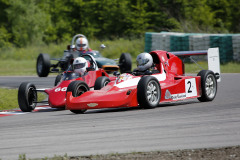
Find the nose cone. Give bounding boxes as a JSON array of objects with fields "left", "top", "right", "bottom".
[
  {"left": 48, "top": 90, "right": 66, "bottom": 108},
  {"left": 46, "top": 81, "right": 71, "bottom": 108}
]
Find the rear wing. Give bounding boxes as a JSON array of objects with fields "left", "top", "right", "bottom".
[{"left": 171, "top": 48, "right": 221, "bottom": 82}]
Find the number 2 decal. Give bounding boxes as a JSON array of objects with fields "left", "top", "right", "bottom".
[
  {"left": 185, "top": 78, "right": 197, "bottom": 97},
  {"left": 187, "top": 81, "right": 192, "bottom": 93}
]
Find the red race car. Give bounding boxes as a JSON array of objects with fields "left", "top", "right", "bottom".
[
  {"left": 18, "top": 54, "right": 116, "bottom": 112},
  {"left": 66, "top": 48, "right": 221, "bottom": 114}
]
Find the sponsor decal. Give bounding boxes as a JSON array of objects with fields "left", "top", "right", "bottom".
[
  {"left": 116, "top": 73, "right": 133, "bottom": 84},
  {"left": 87, "top": 103, "right": 98, "bottom": 107},
  {"left": 165, "top": 89, "right": 186, "bottom": 100},
  {"left": 165, "top": 89, "right": 171, "bottom": 99}
]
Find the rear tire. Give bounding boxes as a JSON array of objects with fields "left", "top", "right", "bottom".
[
  {"left": 37, "top": 53, "right": 51, "bottom": 77},
  {"left": 94, "top": 76, "right": 110, "bottom": 90},
  {"left": 197, "top": 70, "right": 217, "bottom": 102},
  {"left": 119, "top": 53, "right": 132, "bottom": 73},
  {"left": 67, "top": 81, "right": 90, "bottom": 114},
  {"left": 137, "top": 76, "right": 161, "bottom": 109},
  {"left": 18, "top": 82, "right": 37, "bottom": 112}
]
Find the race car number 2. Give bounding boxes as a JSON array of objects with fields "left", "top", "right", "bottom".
[
  {"left": 185, "top": 78, "right": 197, "bottom": 98},
  {"left": 55, "top": 87, "right": 67, "bottom": 92}
]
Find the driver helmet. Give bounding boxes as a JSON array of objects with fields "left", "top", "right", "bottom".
[
  {"left": 73, "top": 57, "right": 88, "bottom": 76},
  {"left": 76, "top": 37, "right": 88, "bottom": 51},
  {"left": 136, "top": 52, "right": 153, "bottom": 71}
]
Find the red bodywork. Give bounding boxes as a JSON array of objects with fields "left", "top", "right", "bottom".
[
  {"left": 44, "top": 69, "right": 115, "bottom": 108},
  {"left": 66, "top": 50, "right": 202, "bottom": 110}
]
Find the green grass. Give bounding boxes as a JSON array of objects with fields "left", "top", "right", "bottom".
[
  {"left": 184, "top": 61, "right": 240, "bottom": 73},
  {"left": 0, "top": 60, "right": 36, "bottom": 76},
  {"left": 0, "top": 38, "right": 145, "bottom": 61},
  {"left": 0, "top": 88, "right": 18, "bottom": 110}
]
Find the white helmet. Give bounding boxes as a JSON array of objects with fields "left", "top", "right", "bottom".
[
  {"left": 73, "top": 57, "right": 88, "bottom": 76},
  {"left": 136, "top": 52, "right": 153, "bottom": 71},
  {"left": 76, "top": 37, "right": 88, "bottom": 51}
]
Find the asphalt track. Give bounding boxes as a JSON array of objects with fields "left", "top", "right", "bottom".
[{"left": 0, "top": 74, "right": 240, "bottom": 159}]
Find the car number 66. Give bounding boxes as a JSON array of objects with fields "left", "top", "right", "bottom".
[{"left": 55, "top": 87, "right": 67, "bottom": 92}]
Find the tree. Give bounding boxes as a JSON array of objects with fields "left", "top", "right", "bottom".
[{"left": 6, "top": 0, "right": 51, "bottom": 47}]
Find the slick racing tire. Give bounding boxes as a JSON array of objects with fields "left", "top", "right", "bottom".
[
  {"left": 18, "top": 82, "right": 37, "bottom": 112},
  {"left": 67, "top": 81, "right": 90, "bottom": 114},
  {"left": 119, "top": 53, "right": 132, "bottom": 73},
  {"left": 37, "top": 53, "right": 51, "bottom": 77},
  {"left": 94, "top": 76, "right": 110, "bottom": 90},
  {"left": 137, "top": 76, "right": 161, "bottom": 109},
  {"left": 54, "top": 74, "right": 62, "bottom": 86},
  {"left": 197, "top": 70, "right": 217, "bottom": 102}
]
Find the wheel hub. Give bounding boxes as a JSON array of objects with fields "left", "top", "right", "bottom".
[{"left": 146, "top": 81, "right": 158, "bottom": 104}]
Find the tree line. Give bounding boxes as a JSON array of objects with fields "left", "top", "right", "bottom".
[{"left": 0, "top": 0, "right": 240, "bottom": 48}]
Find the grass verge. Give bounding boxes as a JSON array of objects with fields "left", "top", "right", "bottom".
[
  {"left": 0, "top": 88, "right": 18, "bottom": 110},
  {"left": 0, "top": 60, "right": 36, "bottom": 76}
]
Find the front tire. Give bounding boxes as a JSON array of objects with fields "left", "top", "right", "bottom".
[
  {"left": 36, "top": 53, "right": 51, "bottom": 77},
  {"left": 119, "top": 53, "right": 132, "bottom": 73},
  {"left": 67, "top": 81, "right": 90, "bottom": 114},
  {"left": 197, "top": 70, "right": 217, "bottom": 102},
  {"left": 94, "top": 76, "right": 110, "bottom": 90},
  {"left": 137, "top": 76, "right": 161, "bottom": 109},
  {"left": 18, "top": 82, "right": 37, "bottom": 112}
]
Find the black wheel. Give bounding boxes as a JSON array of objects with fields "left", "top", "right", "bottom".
[
  {"left": 197, "top": 70, "right": 217, "bottom": 102},
  {"left": 36, "top": 53, "right": 51, "bottom": 77},
  {"left": 67, "top": 81, "right": 90, "bottom": 114},
  {"left": 54, "top": 74, "right": 62, "bottom": 86},
  {"left": 94, "top": 76, "right": 110, "bottom": 90},
  {"left": 137, "top": 76, "right": 161, "bottom": 109},
  {"left": 119, "top": 53, "right": 132, "bottom": 73},
  {"left": 18, "top": 82, "right": 37, "bottom": 112}
]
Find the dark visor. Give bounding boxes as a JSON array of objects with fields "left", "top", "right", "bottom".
[{"left": 74, "top": 62, "right": 86, "bottom": 69}]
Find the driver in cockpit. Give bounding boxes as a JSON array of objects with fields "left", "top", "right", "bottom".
[
  {"left": 133, "top": 52, "right": 159, "bottom": 76},
  {"left": 73, "top": 57, "right": 89, "bottom": 77}
]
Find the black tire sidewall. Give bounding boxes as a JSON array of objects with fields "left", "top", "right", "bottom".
[
  {"left": 137, "top": 76, "right": 161, "bottom": 109},
  {"left": 197, "top": 70, "right": 217, "bottom": 102},
  {"left": 37, "top": 53, "right": 51, "bottom": 77},
  {"left": 94, "top": 76, "right": 110, "bottom": 90},
  {"left": 119, "top": 53, "right": 132, "bottom": 73},
  {"left": 67, "top": 81, "right": 90, "bottom": 97},
  {"left": 18, "top": 82, "right": 37, "bottom": 112}
]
